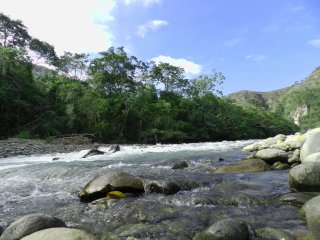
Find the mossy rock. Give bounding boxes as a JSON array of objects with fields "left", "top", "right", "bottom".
[
  {"left": 214, "top": 158, "right": 271, "bottom": 173},
  {"left": 256, "top": 227, "right": 295, "bottom": 240}
]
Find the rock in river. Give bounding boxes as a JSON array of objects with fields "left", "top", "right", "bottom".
[
  {"left": 21, "top": 228, "right": 97, "bottom": 240},
  {"left": 289, "top": 162, "right": 320, "bottom": 192},
  {"left": 145, "top": 180, "right": 181, "bottom": 195},
  {"left": 78, "top": 171, "right": 144, "bottom": 202},
  {"left": 300, "top": 128, "right": 320, "bottom": 162},
  {"left": 193, "top": 218, "right": 251, "bottom": 240},
  {"left": 214, "top": 158, "right": 271, "bottom": 173},
  {"left": 172, "top": 160, "right": 189, "bottom": 169},
  {"left": 255, "top": 149, "right": 289, "bottom": 164},
  {"left": 0, "top": 214, "right": 66, "bottom": 240},
  {"left": 305, "top": 195, "right": 320, "bottom": 240}
]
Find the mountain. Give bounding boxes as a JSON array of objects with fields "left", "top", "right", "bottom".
[{"left": 227, "top": 66, "right": 320, "bottom": 130}]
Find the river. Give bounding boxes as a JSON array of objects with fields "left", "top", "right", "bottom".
[{"left": 0, "top": 140, "right": 308, "bottom": 239}]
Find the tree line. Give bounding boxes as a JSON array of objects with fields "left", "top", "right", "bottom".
[{"left": 0, "top": 13, "right": 299, "bottom": 143}]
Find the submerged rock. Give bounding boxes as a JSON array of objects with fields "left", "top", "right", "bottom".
[
  {"left": 214, "top": 158, "right": 271, "bottom": 173},
  {"left": 78, "top": 171, "right": 144, "bottom": 202},
  {"left": 289, "top": 162, "right": 320, "bottom": 192},
  {"left": 193, "top": 218, "right": 251, "bottom": 240},
  {"left": 172, "top": 160, "right": 189, "bottom": 169},
  {"left": 145, "top": 180, "right": 181, "bottom": 195},
  {"left": 256, "top": 227, "right": 295, "bottom": 240},
  {"left": 21, "top": 228, "right": 97, "bottom": 240},
  {"left": 278, "top": 192, "right": 320, "bottom": 207},
  {"left": 81, "top": 149, "right": 105, "bottom": 158},
  {"left": 0, "top": 214, "right": 66, "bottom": 240}
]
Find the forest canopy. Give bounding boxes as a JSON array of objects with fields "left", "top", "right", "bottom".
[{"left": 0, "top": 13, "right": 299, "bottom": 143}]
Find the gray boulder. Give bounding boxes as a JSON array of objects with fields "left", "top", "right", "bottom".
[
  {"left": 0, "top": 214, "right": 66, "bottom": 240},
  {"left": 289, "top": 162, "right": 320, "bottom": 191},
  {"left": 255, "top": 149, "right": 289, "bottom": 164},
  {"left": 145, "top": 180, "right": 181, "bottom": 195},
  {"left": 305, "top": 195, "right": 320, "bottom": 240},
  {"left": 300, "top": 129, "right": 320, "bottom": 162},
  {"left": 278, "top": 192, "right": 320, "bottom": 207},
  {"left": 194, "top": 218, "right": 250, "bottom": 240},
  {"left": 78, "top": 171, "right": 144, "bottom": 202},
  {"left": 304, "top": 152, "right": 320, "bottom": 163},
  {"left": 21, "top": 228, "right": 97, "bottom": 240},
  {"left": 172, "top": 160, "right": 189, "bottom": 169},
  {"left": 288, "top": 149, "right": 300, "bottom": 164}
]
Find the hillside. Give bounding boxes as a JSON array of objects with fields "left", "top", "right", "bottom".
[{"left": 227, "top": 66, "right": 320, "bottom": 130}]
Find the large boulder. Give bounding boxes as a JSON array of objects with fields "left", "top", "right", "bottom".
[
  {"left": 214, "top": 158, "right": 271, "bottom": 173},
  {"left": 289, "top": 162, "right": 320, "bottom": 191},
  {"left": 304, "top": 152, "right": 320, "bottom": 163},
  {"left": 21, "top": 228, "right": 97, "bottom": 240},
  {"left": 300, "top": 129, "right": 320, "bottom": 162},
  {"left": 242, "top": 134, "right": 287, "bottom": 152},
  {"left": 0, "top": 214, "right": 66, "bottom": 240},
  {"left": 288, "top": 149, "right": 300, "bottom": 164},
  {"left": 305, "top": 195, "right": 320, "bottom": 240},
  {"left": 78, "top": 171, "right": 144, "bottom": 202},
  {"left": 255, "top": 149, "right": 289, "bottom": 164},
  {"left": 285, "top": 133, "right": 306, "bottom": 150},
  {"left": 193, "top": 218, "right": 251, "bottom": 240}
]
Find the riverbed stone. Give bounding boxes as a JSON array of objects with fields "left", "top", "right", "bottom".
[
  {"left": 300, "top": 129, "right": 320, "bottom": 162},
  {"left": 305, "top": 195, "right": 320, "bottom": 240},
  {"left": 278, "top": 192, "right": 320, "bottom": 207},
  {"left": 289, "top": 162, "right": 320, "bottom": 192},
  {"left": 255, "top": 149, "right": 289, "bottom": 164},
  {"left": 0, "top": 214, "right": 66, "bottom": 240},
  {"left": 145, "top": 180, "right": 181, "bottom": 195},
  {"left": 288, "top": 149, "right": 300, "bottom": 164},
  {"left": 256, "top": 227, "right": 295, "bottom": 240},
  {"left": 214, "top": 158, "right": 271, "bottom": 173},
  {"left": 285, "top": 133, "right": 306, "bottom": 150},
  {"left": 21, "top": 228, "right": 97, "bottom": 240},
  {"left": 172, "top": 160, "right": 189, "bottom": 169},
  {"left": 78, "top": 171, "right": 144, "bottom": 202},
  {"left": 194, "top": 218, "right": 250, "bottom": 240}
]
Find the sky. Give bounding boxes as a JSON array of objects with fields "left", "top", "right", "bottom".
[{"left": 1, "top": 0, "right": 320, "bottom": 95}]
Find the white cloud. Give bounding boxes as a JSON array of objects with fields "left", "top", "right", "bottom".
[
  {"left": 308, "top": 39, "right": 320, "bottom": 48},
  {"left": 124, "top": 0, "right": 162, "bottom": 7},
  {"left": 224, "top": 38, "right": 242, "bottom": 47},
  {"left": 245, "top": 54, "right": 267, "bottom": 62},
  {"left": 152, "top": 55, "right": 202, "bottom": 76},
  {"left": 0, "top": 0, "right": 117, "bottom": 55},
  {"left": 138, "top": 20, "right": 169, "bottom": 38}
]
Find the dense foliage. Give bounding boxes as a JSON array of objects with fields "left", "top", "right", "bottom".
[{"left": 0, "top": 13, "right": 299, "bottom": 143}]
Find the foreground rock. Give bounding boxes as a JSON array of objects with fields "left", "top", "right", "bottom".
[
  {"left": 78, "top": 171, "right": 144, "bottom": 202},
  {"left": 0, "top": 214, "right": 66, "bottom": 240},
  {"left": 305, "top": 195, "right": 320, "bottom": 240},
  {"left": 21, "top": 228, "right": 97, "bottom": 240},
  {"left": 214, "top": 158, "right": 271, "bottom": 173},
  {"left": 193, "top": 218, "right": 251, "bottom": 240},
  {"left": 289, "top": 162, "right": 320, "bottom": 192},
  {"left": 256, "top": 227, "right": 295, "bottom": 240},
  {"left": 145, "top": 180, "right": 181, "bottom": 195}
]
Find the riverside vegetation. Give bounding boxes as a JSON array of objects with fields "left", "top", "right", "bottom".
[{"left": 0, "top": 13, "right": 298, "bottom": 143}]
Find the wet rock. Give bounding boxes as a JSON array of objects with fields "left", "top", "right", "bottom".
[
  {"left": 273, "top": 163, "right": 290, "bottom": 170},
  {"left": 172, "top": 160, "right": 189, "bottom": 169},
  {"left": 255, "top": 149, "right": 289, "bottom": 164},
  {"left": 52, "top": 157, "right": 60, "bottom": 161},
  {"left": 145, "top": 180, "right": 181, "bottom": 195},
  {"left": 191, "top": 195, "right": 221, "bottom": 206},
  {"left": 300, "top": 128, "right": 320, "bottom": 162},
  {"left": 0, "top": 214, "right": 66, "bottom": 240},
  {"left": 81, "top": 149, "right": 105, "bottom": 158},
  {"left": 109, "top": 144, "right": 120, "bottom": 153},
  {"left": 214, "top": 158, "right": 271, "bottom": 173},
  {"left": 222, "top": 193, "right": 259, "bottom": 207},
  {"left": 194, "top": 218, "right": 251, "bottom": 240},
  {"left": 305, "top": 195, "right": 320, "bottom": 240},
  {"left": 288, "top": 149, "right": 300, "bottom": 164},
  {"left": 278, "top": 192, "right": 320, "bottom": 207},
  {"left": 21, "top": 228, "right": 97, "bottom": 240},
  {"left": 256, "top": 227, "right": 295, "bottom": 240},
  {"left": 289, "top": 162, "right": 320, "bottom": 191},
  {"left": 78, "top": 171, "right": 144, "bottom": 202}
]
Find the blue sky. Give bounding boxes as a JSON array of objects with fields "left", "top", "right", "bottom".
[{"left": 1, "top": 0, "right": 320, "bottom": 94}]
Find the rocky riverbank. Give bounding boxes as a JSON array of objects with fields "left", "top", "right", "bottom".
[{"left": 0, "top": 138, "right": 104, "bottom": 158}]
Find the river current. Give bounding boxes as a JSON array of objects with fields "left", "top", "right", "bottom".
[{"left": 0, "top": 140, "right": 308, "bottom": 239}]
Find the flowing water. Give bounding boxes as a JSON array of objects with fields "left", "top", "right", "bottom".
[{"left": 0, "top": 140, "right": 308, "bottom": 239}]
